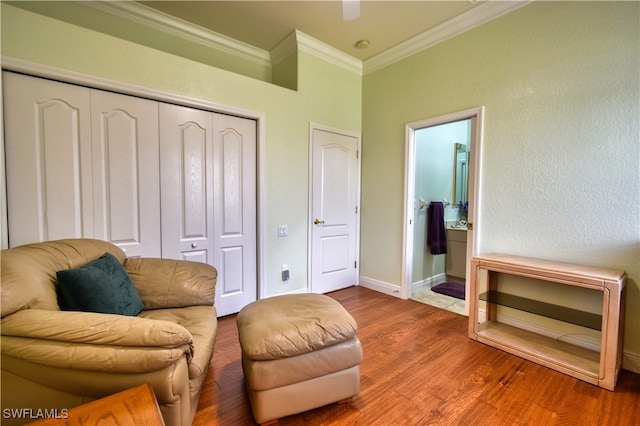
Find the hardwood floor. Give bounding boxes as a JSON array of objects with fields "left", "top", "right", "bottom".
[{"left": 193, "top": 286, "right": 640, "bottom": 425}]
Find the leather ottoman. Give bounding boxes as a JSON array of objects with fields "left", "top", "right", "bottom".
[{"left": 236, "top": 293, "right": 362, "bottom": 425}]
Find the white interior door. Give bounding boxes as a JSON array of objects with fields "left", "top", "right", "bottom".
[
  {"left": 310, "top": 125, "right": 360, "bottom": 294},
  {"left": 90, "top": 89, "right": 161, "bottom": 258},
  {"left": 212, "top": 114, "right": 257, "bottom": 316},
  {"left": 3, "top": 71, "right": 93, "bottom": 247},
  {"left": 159, "top": 103, "right": 214, "bottom": 264}
]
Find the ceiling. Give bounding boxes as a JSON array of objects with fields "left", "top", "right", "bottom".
[
  {"left": 6, "top": 0, "right": 528, "bottom": 74},
  {"left": 137, "top": 0, "right": 489, "bottom": 61}
]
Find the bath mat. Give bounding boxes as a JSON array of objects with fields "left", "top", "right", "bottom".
[{"left": 431, "top": 282, "right": 465, "bottom": 300}]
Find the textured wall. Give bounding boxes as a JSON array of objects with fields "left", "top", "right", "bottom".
[{"left": 362, "top": 1, "right": 639, "bottom": 359}]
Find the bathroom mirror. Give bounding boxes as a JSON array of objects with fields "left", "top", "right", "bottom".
[{"left": 452, "top": 142, "right": 468, "bottom": 204}]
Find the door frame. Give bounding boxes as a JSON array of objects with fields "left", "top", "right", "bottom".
[
  {"left": 0, "top": 72, "right": 6, "bottom": 249},
  {"left": 308, "top": 122, "right": 362, "bottom": 293},
  {"left": 1, "top": 57, "right": 266, "bottom": 300},
  {"left": 402, "top": 107, "right": 484, "bottom": 314}
]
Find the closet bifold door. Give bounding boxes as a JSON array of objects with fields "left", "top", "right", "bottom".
[
  {"left": 3, "top": 71, "right": 93, "bottom": 247},
  {"left": 212, "top": 113, "right": 257, "bottom": 316},
  {"left": 159, "top": 103, "right": 258, "bottom": 316},
  {"left": 90, "top": 89, "right": 161, "bottom": 258},
  {"left": 159, "top": 103, "right": 214, "bottom": 264}
]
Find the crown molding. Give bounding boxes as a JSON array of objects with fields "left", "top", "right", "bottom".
[
  {"left": 86, "top": 1, "right": 362, "bottom": 74},
  {"left": 84, "top": 0, "right": 528, "bottom": 78},
  {"left": 267, "top": 30, "right": 364, "bottom": 75},
  {"left": 363, "top": 0, "right": 532, "bottom": 74},
  {"left": 270, "top": 31, "right": 298, "bottom": 67},
  {"left": 84, "top": 0, "right": 271, "bottom": 68},
  {"left": 295, "top": 31, "right": 363, "bottom": 75}
]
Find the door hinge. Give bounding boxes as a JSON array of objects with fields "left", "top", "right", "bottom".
[
  {"left": 355, "top": 206, "right": 358, "bottom": 214},
  {"left": 356, "top": 150, "right": 359, "bottom": 159},
  {"left": 354, "top": 261, "right": 357, "bottom": 268}
]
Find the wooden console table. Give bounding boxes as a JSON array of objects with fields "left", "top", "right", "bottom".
[
  {"left": 468, "top": 254, "right": 626, "bottom": 391},
  {"left": 28, "top": 383, "right": 164, "bottom": 425}
]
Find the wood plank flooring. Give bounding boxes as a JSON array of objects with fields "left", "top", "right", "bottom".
[{"left": 193, "top": 286, "right": 640, "bottom": 425}]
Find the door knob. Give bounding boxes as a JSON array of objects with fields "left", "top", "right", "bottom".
[
  {"left": 314, "top": 218, "right": 325, "bottom": 225},
  {"left": 191, "top": 242, "right": 198, "bottom": 248}
]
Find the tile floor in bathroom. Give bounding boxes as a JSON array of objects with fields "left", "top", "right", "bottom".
[{"left": 411, "top": 286, "right": 466, "bottom": 315}]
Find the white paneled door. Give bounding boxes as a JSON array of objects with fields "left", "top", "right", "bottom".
[
  {"left": 159, "top": 103, "right": 214, "bottom": 264},
  {"left": 3, "top": 72, "right": 93, "bottom": 247},
  {"left": 310, "top": 126, "right": 360, "bottom": 294},
  {"left": 212, "top": 113, "right": 257, "bottom": 316},
  {"left": 90, "top": 90, "right": 161, "bottom": 258},
  {"left": 3, "top": 71, "right": 162, "bottom": 257},
  {"left": 159, "top": 103, "right": 257, "bottom": 316},
  {"left": 4, "top": 71, "right": 258, "bottom": 316}
]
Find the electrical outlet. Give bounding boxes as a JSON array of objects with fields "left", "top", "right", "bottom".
[
  {"left": 278, "top": 225, "right": 288, "bottom": 237},
  {"left": 281, "top": 264, "right": 290, "bottom": 282}
]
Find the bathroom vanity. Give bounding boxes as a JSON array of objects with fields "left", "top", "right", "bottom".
[
  {"left": 468, "top": 254, "right": 626, "bottom": 391},
  {"left": 445, "top": 228, "right": 467, "bottom": 279}
]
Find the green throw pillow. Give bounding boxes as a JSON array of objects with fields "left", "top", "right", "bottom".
[{"left": 57, "top": 252, "right": 144, "bottom": 316}]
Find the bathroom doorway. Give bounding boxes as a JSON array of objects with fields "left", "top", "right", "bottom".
[{"left": 401, "top": 107, "right": 484, "bottom": 316}]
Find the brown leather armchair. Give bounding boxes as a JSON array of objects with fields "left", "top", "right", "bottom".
[{"left": 1, "top": 239, "right": 218, "bottom": 426}]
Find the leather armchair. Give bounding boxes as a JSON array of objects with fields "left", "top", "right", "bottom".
[{"left": 1, "top": 239, "right": 218, "bottom": 426}]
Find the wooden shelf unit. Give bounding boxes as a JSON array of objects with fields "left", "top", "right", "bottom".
[{"left": 468, "top": 253, "right": 626, "bottom": 391}]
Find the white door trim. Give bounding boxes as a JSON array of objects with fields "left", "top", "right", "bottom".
[
  {"left": 402, "top": 107, "right": 484, "bottom": 314},
  {"left": 1, "top": 56, "right": 267, "bottom": 300},
  {"left": 308, "top": 122, "right": 361, "bottom": 293}
]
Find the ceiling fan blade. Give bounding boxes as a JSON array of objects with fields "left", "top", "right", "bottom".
[{"left": 342, "top": 0, "right": 360, "bottom": 21}]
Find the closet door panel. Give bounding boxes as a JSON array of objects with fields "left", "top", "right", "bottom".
[
  {"left": 3, "top": 72, "right": 93, "bottom": 247},
  {"left": 159, "top": 103, "right": 214, "bottom": 262},
  {"left": 213, "top": 113, "right": 257, "bottom": 316},
  {"left": 5, "top": 72, "right": 258, "bottom": 315},
  {"left": 221, "top": 130, "right": 243, "bottom": 234},
  {"left": 90, "top": 90, "right": 160, "bottom": 257}
]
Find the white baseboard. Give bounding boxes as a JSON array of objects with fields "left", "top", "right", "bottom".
[
  {"left": 358, "top": 276, "right": 403, "bottom": 298},
  {"left": 622, "top": 350, "right": 640, "bottom": 374},
  {"left": 411, "top": 273, "right": 447, "bottom": 292},
  {"left": 358, "top": 274, "right": 448, "bottom": 299},
  {"left": 262, "top": 287, "right": 309, "bottom": 299}
]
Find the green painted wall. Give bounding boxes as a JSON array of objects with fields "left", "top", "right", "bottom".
[
  {"left": 361, "top": 1, "right": 639, "bottom": 359},
  {"left": 4, "top": 1, "right": 273, "bottom": 82},
  {"left": 272, "top": 51, "right": 298, "bottom": 91},
  {"left": 0, "top": 3, "right": 362, "bottom": 299}
]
